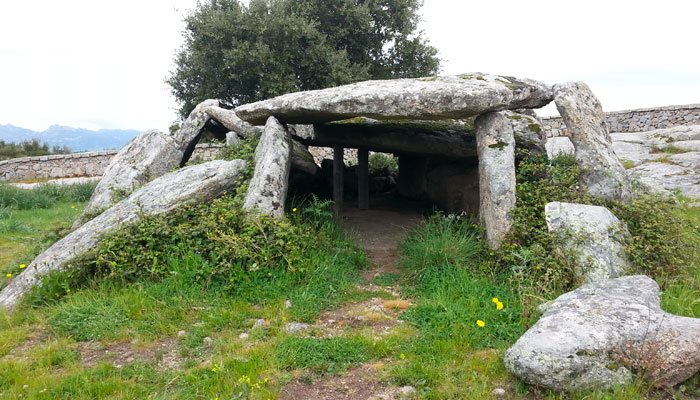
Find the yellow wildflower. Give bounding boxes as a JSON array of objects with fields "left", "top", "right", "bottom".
[
  {"left": 6, "top": 273, "right": 11, "bottom": 278},
  {"left": 19, "top": 264, "right": 26, "bottom": 269},
  {"left": 400, "top": 353, "right": 405, "bottom": 359},
  {"left": 71, "top": 205, "right": 76, "bottom": 209},
  {"left": 492, "top": 297, "right": 499, "bottom": 303},
  {"left": 476, "top": 320, "right": 485, "bottom": 327},
  {"left": 496, "top": 302, "right": 504, "bottom": 310},
  {"left": 292, "top": 208, "right": 297, "bottom": 212}
]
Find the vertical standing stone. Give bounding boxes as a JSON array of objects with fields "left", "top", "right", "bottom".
[
  {"left": 554, "top": 82, "right": 631, "bottom": 201},
  {"left": 475, "top": 112, "right": 516, "bottom": 249},
  {"left": 357, "top": 149, "right": 369, "bottom": 210},
  {"left": 243, "top": 116, "right": 292, "bottom": 218},
  {"left": 333, "top": 146, "right": 344, "bottom": 215}
]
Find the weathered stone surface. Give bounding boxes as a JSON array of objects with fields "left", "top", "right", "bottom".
[
  {"left": 545, "top": 137, "right": 575, "bottom": 159},
  {"left": 77, "top": 100, "right": 219, "bottom": 225},
  {"left": 504, "top": 111, "right": 545, "bottom": 154},
  {"left": 545, "top": 202, "right": 629, "bottom": 283},
  {"left": 628, "top": 162, "right": 700, "bottom": 198},
  {"left": 504, "top": 275, "right": 700, "bottom": 390},
  {"left": 0, "top": 160, "right": 247, "bottom": 310},
  {"left": 236, "top": 73, "right": 554, "bottom": 125},
  {"left": 243, "top": 116, "right": 292, "bottom": 218},
  {"left": 77, "top": 130, "right": 184, "bottom": 224},
  {"left": 290, "top": 139, "right": 319, "bottom": 176},
  {"left": 554, "top": 82, "right": 631, "bottom": 201},
  {"left": 425, "top": 160, "right": 480, "bottom": 214},
  {"left": 206, "top": 105, "right": 263, "bottom": 138},
  {"left": 172, "top": 99, "right": 219, "bottom": 146},
  {"left": 476, "top": 112, "right": 516, "bottom": 248},
  {"left": 668, "top": 151, "right": 700, "bottom": 170}
]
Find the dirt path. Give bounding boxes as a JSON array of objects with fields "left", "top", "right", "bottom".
[{"left": 279, "top": 198, "right": 424, "bottom": 400}]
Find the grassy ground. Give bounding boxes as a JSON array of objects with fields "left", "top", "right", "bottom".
[{"left": 0, "top": 178, "right": 697, "bottom": 399}]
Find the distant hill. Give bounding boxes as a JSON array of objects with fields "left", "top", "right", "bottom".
[{"left": 0, "top": 124, "right": 142, "bottom": 152}]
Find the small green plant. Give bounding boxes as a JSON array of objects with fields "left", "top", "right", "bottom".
[
  {"left": 651, "top": 145, "right": 691, "bottom": 154},
  {"left": 621, "top": 159, "right": 636, "bottom": 169},
  {"left": 368, "top": 153, "right": 398, "bottom": 175},
  {"left": 275, "top": 336, "right": 372, "bottom": 373}
]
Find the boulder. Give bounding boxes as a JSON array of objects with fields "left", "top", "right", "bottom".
[
  {"left": 0, "top": 160, "right": 247, "bottom": 310},
  {"left": 504, "top": 111, "right": 545, "bottom": 154},
  {"left": 554, "top": 82, "right": 631, "bottom": 201},
  {"left": 77, "top": 100, "right": 219, "bottom": 225},
  {"left": 235, "top": 73, "right": 554, "bottom": 125},
  {"left": 504, "top": 275, "right": 700, "bottom": 390},
  {"left": 545, "top": 137, "right": 575, "bottom": 159},
  {"left": 476, "top": 112, "right": 516, "bottom": 248},
  {"left": 290, "top": 140, "right": 319, "bottom": 176},
  {"left": 545, "top": 202, "right": 629, "bottom": 283},
  {"left": 76, "top": 130, "right": 184, "bottom": 224},
  {"left": 243, "top": 116, "right": 292, "bottom": 218},
  {"left": 628, "top": 162, "right": 700, "bottom": 198},
  {"left": 205, "top": 105, "right": 263, "bottom": 139}
]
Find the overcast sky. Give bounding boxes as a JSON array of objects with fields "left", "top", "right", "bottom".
[{"left": 1, "top": 0, "right": 698, "bottom": 132}]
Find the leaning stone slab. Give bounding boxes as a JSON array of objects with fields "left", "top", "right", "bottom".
[
  {"left": 77, "top": 100, "right": 219, "bottom": 225},
  {"left": 554, "top": 82, "right": 631, "bottom": 201},
  {"left": 545, "top": 202, "right": 629, "bottom": 283},
  {"left": 243, "top": 116, "right": 292, "bottom": 218},
  {"left": 76, "top": 130, "right": 183, "bottom": 224},
  {"left": 476, "top": 112, "right": 516, "bottom": 248},
  {"left": 545, "top": 137, "right": 575, "bottom": 159},
  {"left": 0, "top": 160, "right": 246, "bottom": 310},
  {"left": 504, "top": 275, "right": 700, "bottom": 391},
  {"left": 206, "top": 105, "right": 263, "bottom": 139},
  {"left": 235, "top": 73, "right": 554, "bottom": 125}
]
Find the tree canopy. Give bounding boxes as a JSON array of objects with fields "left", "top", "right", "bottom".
[{"left": 167, "top": 0, "right": 440, "bottom": 119}]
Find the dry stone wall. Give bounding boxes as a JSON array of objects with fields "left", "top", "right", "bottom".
[
  {"left": 540, "top": 104, "right": 700, "bottom": 137},
  {"left": 0, "top": 143, "right": 226, "bottom": 182}
]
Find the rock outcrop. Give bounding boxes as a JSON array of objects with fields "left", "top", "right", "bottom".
[
  {"left": 505, "top": 111, "right": 545, "bottom": 154},
  {"left": 77, "top": 100, "right": 219, "bottom": 225},
  {"left": 243, "top": 116, "right": 292, "bottom": 218},
  {"left": 545, "top": 137, "right": 575, "bottom": 159},
  {"left": 504, "top": 275, "right": 700, "bottom": 390},
  {"left": 554, "top": 82, "right": 631, "bottom": 201},
  {"left": 0, "top": 160, "right": 247, "bottom": 310},
  {"left": 545, "top": 202, "right": 629, "bottom": 283},
  {"left": 236, "top": 73, "right": 553, "bottom": 125},
  {"left": 476, "top": 112, "right": 516, "bottom": 248}
]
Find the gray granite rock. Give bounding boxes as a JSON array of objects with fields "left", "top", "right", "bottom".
[
  {"left": 76, "top": 130, "right": 184, "bottom": 225},
  {"left": 235, "top": 73, "right": 553, "bottom": 125},
  {"left": 206, "top": 105, "right": 263, "bottom": 139},
  {"left": 545, "top": 202, "right": 629, "bottom": 283},
  {"left": 628, "top": 162, "right": 700, "bottom": 198},
  {"left": 283, "top": 322, "right": 311, "bottom": 334},
  {"left": 545, "top": 137, "right": 575, "bottom": 159},
  {"left": 505, "top": 111, "right": 545, "bottom": 154},
  {"left": 243, "top": 116, "right": 292, "bottom": 218},
  {"left": 504, "top": 275, "right": 700, "bottom": 390},
  {"left": 554, "top": 82, "right": 631, "bottom": 201},
  {"left": 476, "top": 112, "right": 516, "bottom": 248},
  {"left": 172, "top": 99, "right": 219, "bottom": 146},
  {"left": 0, "top": 160, "right": 246, "bottom": 310}
]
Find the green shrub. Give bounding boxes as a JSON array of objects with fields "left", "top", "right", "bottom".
[{"left": 368, "top": 153, "right": 398, "bottom": 175}]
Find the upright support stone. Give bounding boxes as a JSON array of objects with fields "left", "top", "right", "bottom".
[
  {"left": 357, "top": 149, "right": 369, "bottom": 210},
  {"left": 243, "top": 116, "right": 292, "bottom": 219},
  {"left": 475, "top": 112, "right": 516, "bottom": 249},
  {"left": 333, "top": 146, "right": 344, "bottom": 215},
  {"left": 554, "top": 82, "right": 631, "bottom": 201},
  {"left": 397, "top": 155, "right": 428, "bottom": 198}
]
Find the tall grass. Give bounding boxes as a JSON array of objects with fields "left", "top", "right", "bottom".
[{"left": 0, "top": 182, "right": 96, "bottom": 210}]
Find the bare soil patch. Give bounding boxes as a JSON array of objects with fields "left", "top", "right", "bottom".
[
  {"left": 77, "top": 338, "right": 181, "bottom": 369},
  {"left": 279, "top": 366, "right": 400, "bottom": 400}
]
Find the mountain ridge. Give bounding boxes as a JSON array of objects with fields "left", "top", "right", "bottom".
[{"left": 0, "top": 124, "right": 142, "bottom": 152}]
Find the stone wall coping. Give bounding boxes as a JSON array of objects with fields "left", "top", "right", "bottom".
[{"left": 539, "top": 103, "right": 700, "bottom": 120}]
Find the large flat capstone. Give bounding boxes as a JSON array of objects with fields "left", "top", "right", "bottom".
[
  {"left": 235, "top": 73, "right": 554, "bottom": 125},
  {"left": 0, "top": 160, "right": 247, "bottom": 310},
  {"left": 504, "top": 275, "right": 700, "bottom": 391}
]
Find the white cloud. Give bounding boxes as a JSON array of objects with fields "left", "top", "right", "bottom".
[{"left": 0, "top": 0, "right": 698, "bottom": 131}]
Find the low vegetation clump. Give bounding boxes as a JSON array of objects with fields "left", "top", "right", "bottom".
[
  {"left": 368, "top": 153, "right": 398, "bottom": 175},
  {"left": 0, "top": 181, "right": 96, "bottom": 210}
]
